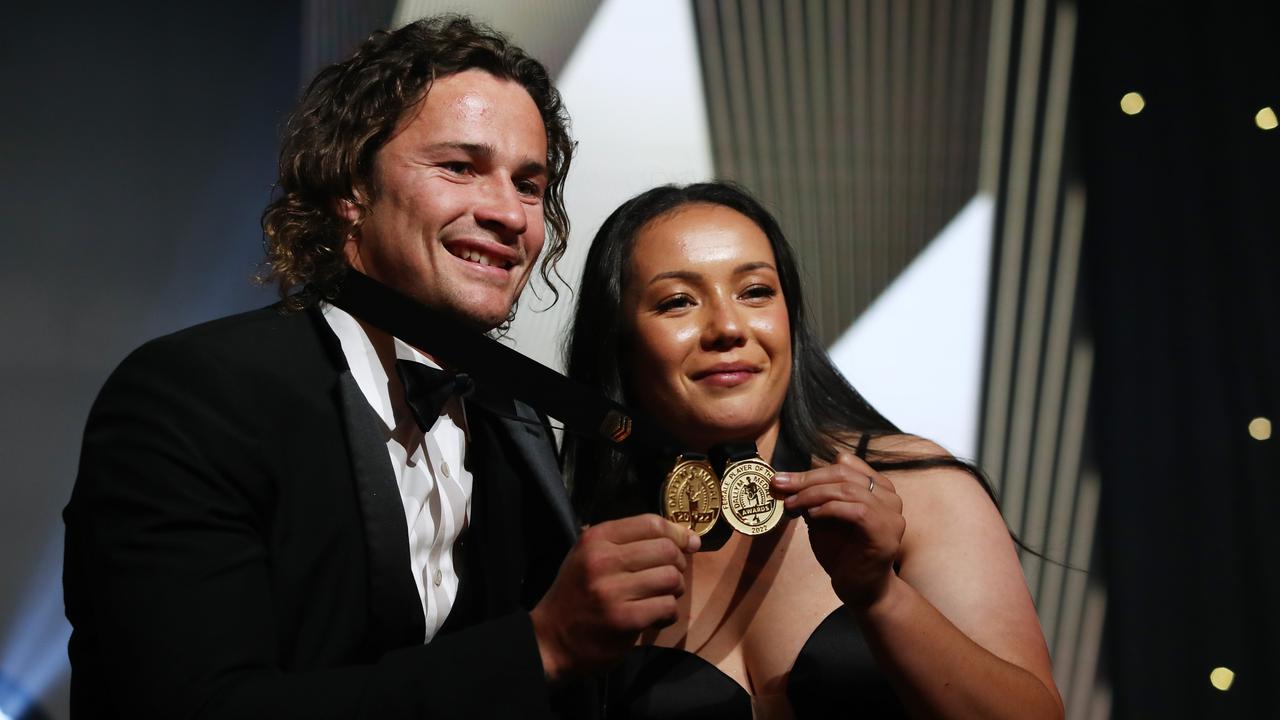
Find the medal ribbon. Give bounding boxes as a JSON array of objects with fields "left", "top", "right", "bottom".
[
  {"left": 330, "top": 270, "right": 783, "bottom": 547},
  {"left": 329, "top": 269, "right": 680, "bottom": 458}
]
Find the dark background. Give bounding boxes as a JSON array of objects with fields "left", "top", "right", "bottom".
[
  {"left": 1081, "top": 2, "right": 1279, "bottom": 717},
  {"left": 1, "top": 2, "right": 1276, "bottom": 718},
  {"left": 1, "top": 3, "right": 299, "bottom": 718}
]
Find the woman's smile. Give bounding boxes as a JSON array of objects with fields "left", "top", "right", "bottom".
[{"left": 689, "top": 361, "right": 762, "bottom": 387}]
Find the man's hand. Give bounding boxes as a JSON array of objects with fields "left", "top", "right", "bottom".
[{"left": 530, "top": 514, "right": 700, "bottom": 683}]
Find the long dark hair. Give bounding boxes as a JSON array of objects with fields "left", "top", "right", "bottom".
[{"left": 563, "top": 182, "right": 1001, "bottom": 523}]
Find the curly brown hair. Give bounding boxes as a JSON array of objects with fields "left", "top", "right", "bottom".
[{"left": 260, "top": 14, "right": 574, "bottom": 311}]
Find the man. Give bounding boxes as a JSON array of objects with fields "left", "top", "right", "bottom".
[{"left": 64, "top": 16, "right": 697, "bottom": 718}]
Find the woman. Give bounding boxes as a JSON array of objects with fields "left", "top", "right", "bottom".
[{"left": 564, "top": 182, "right": 1063, "bottom": 719}]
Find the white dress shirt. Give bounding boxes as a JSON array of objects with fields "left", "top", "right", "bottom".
[{"left": 321, "top": 303, "right": 473, "bottom": 643}]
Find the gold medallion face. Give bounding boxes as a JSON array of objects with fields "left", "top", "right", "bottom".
[
  {"left": 660, "top": 458, "right": 722, "bottom": 536},
  {"left": 719, "top": 459, "right": 783, "bottom": 535}
]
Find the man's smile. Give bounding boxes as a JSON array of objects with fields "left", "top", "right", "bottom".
[{"left": 443, "top": 238, "right": 519, "bottom": 271}]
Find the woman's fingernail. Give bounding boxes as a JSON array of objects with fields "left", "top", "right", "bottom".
[{"left": 773, "top": 473, "right": 792, "bottom": 487}]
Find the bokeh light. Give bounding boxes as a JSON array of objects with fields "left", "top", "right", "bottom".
[
  {"left": 1120, "top": 91, "right": 1146, "bottom": 115},
  {"left": 1255, "top": 107, "right": 1278, "bottom": 131},
  {"left": 1248, "top": 417, "right": 1272, "bottom": 440}
]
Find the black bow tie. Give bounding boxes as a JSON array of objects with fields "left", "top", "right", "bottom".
[{"left": 395, "top": 359, "right": 475, "bottom": 433}]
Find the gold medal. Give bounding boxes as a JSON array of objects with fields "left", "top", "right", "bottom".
[
  {"left": 660, "top": 456, "right": 722, "bottom": 536},
  {"left": 718, "top": 456, "right": 783, "bottom": 536}
]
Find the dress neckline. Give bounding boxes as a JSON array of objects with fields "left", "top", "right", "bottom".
[{"left": 632, "top": 603, "right": 851, "bottom": 698}]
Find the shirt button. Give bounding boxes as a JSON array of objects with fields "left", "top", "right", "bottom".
[
  {"left": 433, "top": 569, "right": 443, "bottom": 586},
  {"left": 441, "top": 462, "right": 451, "bottom": 478}
]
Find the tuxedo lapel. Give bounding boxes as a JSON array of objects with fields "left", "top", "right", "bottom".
[
  {"left": 452, "top": 411, "right": 519, "bottom": 622},
  {"left": 336, "top": 372, "right": 426, "bottom": 651},
  {"left": 498, "top": 404, "right": 578, "bottom": 545},
  {"left": 443, "top": 396, "right": 576, "bottom": 625}
]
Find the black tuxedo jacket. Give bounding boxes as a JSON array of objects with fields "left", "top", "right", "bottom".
[{"left": 64, "top": 305, "right": 581, "bottom": 718}]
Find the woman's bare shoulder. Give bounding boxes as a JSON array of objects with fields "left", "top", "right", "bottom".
[
  {"left": 864, "top": 432, "right": 955, "bottom": 460},
  {"left": 861, "top": 434, "right": 998, "bottom": 521}
]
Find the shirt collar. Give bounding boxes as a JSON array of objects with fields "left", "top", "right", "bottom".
[{"left": 320, "top": 301, "right": 442, "bottom": 431}]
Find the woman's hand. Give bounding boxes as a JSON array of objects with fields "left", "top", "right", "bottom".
[{"left": 771, "top": 450, "right": 905, "bottom": 610}]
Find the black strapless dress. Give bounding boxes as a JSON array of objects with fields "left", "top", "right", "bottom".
[{"left": 604, "top": 435, "right": 908, "bottom": 719}]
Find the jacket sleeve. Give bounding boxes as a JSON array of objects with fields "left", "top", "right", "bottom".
[{"left": 64, "top": 334, "right": 557, "bottom": 719}]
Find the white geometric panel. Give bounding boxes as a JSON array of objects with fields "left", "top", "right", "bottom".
[
  {"left": 827, "top": 193, "right": 995, "bottom": 461},
  {"left": 393, "top": 0, "right": 602, "bottom": 77},
  {"left": 506, "top": 0, "right": 716, "bottom": 370}
]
